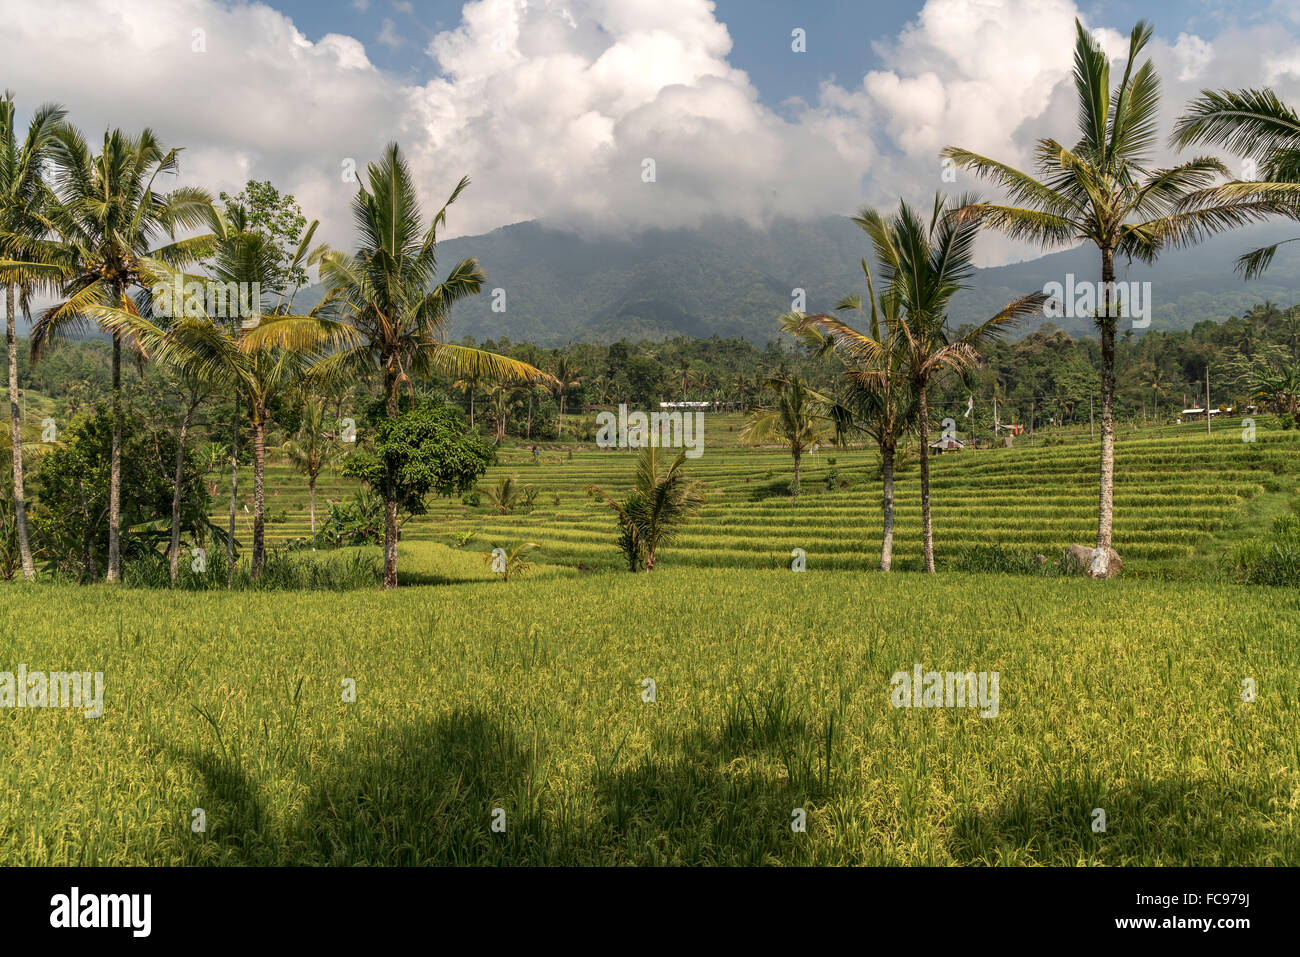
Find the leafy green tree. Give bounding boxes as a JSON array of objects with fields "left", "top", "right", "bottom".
[
  {"left": 29, "top": 403, "right": 209, "bottom": 580},
  {"left": 343, "top": 398, "right": 495, "bottom": 577},
  {"left": 217, "top": 180, "right": 310, "bottom": 292}
]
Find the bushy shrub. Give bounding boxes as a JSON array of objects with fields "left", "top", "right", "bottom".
[
  {"left": 1234, "top": 515, "right": 1300, "bottom": 585},
  {"left": 321, "top": 490, "right": 385, "bottom": 547},
  {"left": 949, "top": 544, "right": 1056, "bottom": 576},
  {"left": 123, "top": 545, "right": 381, "bottom": 590}
]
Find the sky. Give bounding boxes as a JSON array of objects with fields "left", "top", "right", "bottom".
[{"left": 3, "top": 0, "right": 1300, "bottom": 264}]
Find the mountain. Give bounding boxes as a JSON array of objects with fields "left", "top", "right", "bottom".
[{"left": 358, "top": 216, "right": 1300, "bottom": 346}]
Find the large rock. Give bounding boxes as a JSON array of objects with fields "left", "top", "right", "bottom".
[{"left": 1064, "top": 544, "right": 1122, "bottom": 578}]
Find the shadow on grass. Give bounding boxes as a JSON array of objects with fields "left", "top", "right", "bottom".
[
  {"left": 174, "top": 693, "right": 843, "bottom": 865},
  {"left": 946, "top": 773, "right": 1292, "bottom": 865}
]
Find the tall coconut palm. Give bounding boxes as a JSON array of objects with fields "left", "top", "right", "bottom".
[
  {"left": 851, "top": 196, "right": 1047, "bottom": 572},
  {"left": 942, "top": 19, "right": 1270, "bottom": 574},
  {"left": 740, "top": 374, "right": 829, "bottom": 496},
  {"left": 313, "top": 143, "right": 555, "bottom": 588},
  {"left": 1173, "top": 90, "right": 1300, "bottom": 277},
  {"left": 25, "top": 125, "right": 214, "bottom": 582},
  {"left": 0, "top": 92, "right": 65, "bottom": 581},
  {"left": 785, "top": 256, "right": 919, "bottom": 570}
]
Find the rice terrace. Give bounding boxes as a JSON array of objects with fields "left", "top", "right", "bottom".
[{"left": 1, "top": 0, "right": 1300, "bottom": 931}]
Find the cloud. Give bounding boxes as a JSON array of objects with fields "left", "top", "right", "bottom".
[
  {"left": 0, "top": 0, "right": 1298, "bottom": 266},
  {"left": 829, "top": 0, "right": 1300, "bottom": 263},
  {"left": 378, "top": 17, "right": 401, "bottom": 48}
]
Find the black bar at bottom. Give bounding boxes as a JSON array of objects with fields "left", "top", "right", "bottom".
[{"left": 1, "top": 865, "right": 1285, "bottom": 944}]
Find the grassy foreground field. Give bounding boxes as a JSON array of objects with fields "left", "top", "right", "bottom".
[{"left": 4, "top": 543, "right": 1298, "bottom": 865}]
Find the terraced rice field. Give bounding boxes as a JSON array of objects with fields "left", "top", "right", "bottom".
[{"left": 226, "top": 414, "right": 1300, "bottom": 578}]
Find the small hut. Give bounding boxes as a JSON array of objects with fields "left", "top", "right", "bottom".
[{"left": 929, "top": 436, "right": 966, "bottom": 454}]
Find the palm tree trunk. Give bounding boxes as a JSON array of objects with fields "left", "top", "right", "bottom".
[
  {"left": 558, "top": 394, "right": 565, "bottom": 440},
  {"left": 792, "top": 448, "right": 801, "bottom": 495},
  {"left": 227, "top": 391, "right": 239, "bottom": 587},
  {"left": 469, "top": 390, "right": 475, "bottom": 429},
  {"left": 78, "top": 475, "right": 95, "bottom": 581},
  {"left": 880, "top": 442, "right": 895, "bottom": 572},
  {"left": 383, "top": 496, "right": 399, "bottom": 588},
  {"left": 526, "top": 393, "right": 533, "bottom": 439},
  {"left": 1096, "top": 249, "right": 1117, "bottom": 571},
  {"left": 6, "top": 284, "right": 34, "bottom": 580},
  {"left": 919, "top": 385, "right": 935, "bottom": 573},
  {"left": 382, "top": 371, "right": 400, "bottom": 589},
  {"left": 251, "top": 414, "right": 266, "bottom": 578},
  {"left": 168, "top": 402, "right": 192, "bottom": 586},
  {"left": 106, "top": 328, "right": 122, "bottom": 582},
  {"left": 308, "top": 473, "right": 317, "bottom": 545}
]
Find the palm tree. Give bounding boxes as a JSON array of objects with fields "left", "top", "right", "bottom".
[
  {"left": 740, "top": 374, "right": 828, "bottom": 495},
  {"left": 0, "top": 92, "right": 64, "bottom": 581},
  {"left": 851, "top": 196, "right": 1047, "bottom": 572},
  {"left": 1249, "top": 357, "right": 1300, "bottom": 415},
  {"left": 673, "top": 358, "right": 699, "bottom": 400},
  {"left": 25, "top": 125, "right": 214, "bottom": 582},
  {"left": 786, "top": 256, "right": 919, "bottom": 570},
  {"left": 481, "top": 541, "right": 541, "bottom": 581},
  {"left": 552, "top": 356, "right": 582, "bottom": 440},
  {"left": 943, "top": 19, "right": 1268, "bottom": 574},
  {"left": 483, "top": 382, "right": 523, "bottom": 443},
  {"left": 1173, "top": 90, "right": 1300, "bottom": 277},
  {"left": 452, "top": 372, "right": 481, "bottom": 430},
  {"left": 87, "top": 225, "right": 351, "bottom": 579},
  {"left": 313, "top": 143, "right": 554, "bottom": 588},
  {"left": 1144, "top": 363, "right": 1167, "bottom": 419},
  {"left": 283, "top": 396, "right": 348, "bottom": 547},
  {"left": 586, "top": 445, "right": 706, "bottom": 571}
]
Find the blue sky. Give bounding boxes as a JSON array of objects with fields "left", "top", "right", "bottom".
[
  {"left": 269, "top": 0, "right": 1273, "bottom": 104},
  {"left": 3, "top": 0, "right": 1298, "bottom": 257}
]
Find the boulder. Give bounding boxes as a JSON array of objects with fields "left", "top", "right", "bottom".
[{"left": 1064, "top": 544, "right": 1122, "bottom": 578}]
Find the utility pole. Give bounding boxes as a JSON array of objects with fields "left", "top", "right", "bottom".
[{"left": 1030, "top": 400, "right": 1035, "bottom": 446}]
